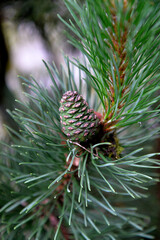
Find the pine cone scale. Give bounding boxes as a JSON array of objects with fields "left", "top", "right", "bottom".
[{"left": 59, "top": 91, "right": 100, "bottom": 142}]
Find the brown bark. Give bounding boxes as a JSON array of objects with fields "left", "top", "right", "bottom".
[{"left": 103, "top": 1, "right": 131, "bottom": 128}]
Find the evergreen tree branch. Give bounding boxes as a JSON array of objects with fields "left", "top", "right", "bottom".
[{"left": 0, "top": 0, "right": 160, "bottom": 239}]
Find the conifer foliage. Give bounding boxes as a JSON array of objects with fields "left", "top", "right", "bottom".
[{"left": 0, "top": 0, "right": 160, "bottom": 239}]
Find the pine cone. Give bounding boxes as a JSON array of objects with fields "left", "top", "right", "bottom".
[{"left": 59, "top": 91, "right": 100, "bottom": 142}]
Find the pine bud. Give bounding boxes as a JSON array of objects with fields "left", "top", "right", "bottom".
[{"left": 59, "top": 91, "right": 100, "bottom": 142}]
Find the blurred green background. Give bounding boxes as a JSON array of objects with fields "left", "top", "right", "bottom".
[{"left": 0, "top": 0, "right": 80, "bottom": 138}]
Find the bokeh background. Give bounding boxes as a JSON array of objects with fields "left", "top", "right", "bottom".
[{"left": 0, "top": 0, "right": 80, "bottom": 138}]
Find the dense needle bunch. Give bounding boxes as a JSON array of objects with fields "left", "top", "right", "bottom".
[{"left": 0, "top": 0, "right": 160, "bottom": 239}]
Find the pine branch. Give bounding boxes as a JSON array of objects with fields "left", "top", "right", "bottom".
[
  {"left": 62, "top": 0, "right": 160, "bottom": 128},
  {"left": 0, "top": 0, "right": 160, "bottom": 239}
]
